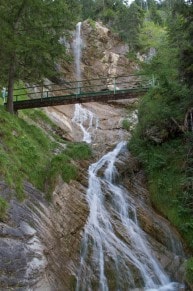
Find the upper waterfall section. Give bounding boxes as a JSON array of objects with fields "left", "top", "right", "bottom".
[{"left": 61, "top": 20, "right": 138, "bottom": 84}]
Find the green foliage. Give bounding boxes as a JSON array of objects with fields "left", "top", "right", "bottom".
[
  {"left": 0, "top": 106, "right": 91, "bottom": 204},
  {"left": 87, "top": 18, "right": 96, "bottom": 29},
  {"left": 45, "top": 142, "right": 92, "bottom": 200},
  {"left": 13, "top": 81, "right": 28, "bottom": 102},
  {"left": 186, "top": 258, "right": 193, "bottom": 284},
  {"left": 47, "top": 153, "right": 77, "bottom": 186},
  {"left": 65, "top": 142, "right": 92, "bottom": 160},
  {"left": 148, "top": 6, "right": 163, "bottom": 25},
  {"left": 115, "top": 2, "right": 144, "bottom": 49},
  {"left": 80, "top": 0, "right": 144, "bottom": 50},
  {"left": 130, "top": 128, "right": 193, "bottom": 247},
  {"left": 0, "top": 0, "right": 80, "bottom": 112},
  {"left": 45, "top": 150, "right": 83, "bottom": 201},
  {"left": 0, "top": 106, "right": 53, "bottom": 193},
  {"left": 139, "top": 20, "right": 166, "bottom": 53},
  {"left": 129, "top": 0, "right": 193, "bottom": 249},
  {"left": 171, "top": 2, "right": 193, "bottom": 86},
  {"left": 22, "top": 107, "right": 58, "bottom": 130},
  {"left": 0, "top": 196, "right": 8, "bottom": 221},
  {"left": 99, "top": 7, "right": 116, "bottom": 24},
  {"left": 122, "top": 119, "right": 132, "bottom": 131}
]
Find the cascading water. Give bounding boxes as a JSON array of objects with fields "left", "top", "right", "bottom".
[
  {"left": 73, "top": 22, "right": 82, "bottom": 90},
  {"left": 72, "top": 104, "right": 98, "bottom": 144},
  {"left": 76, "top": 142, "right": 182, "bottom": 290},
  {"left": 72, "top": 22, "right": 98, "bottom": 144},
  {"left": 72, "top": 22, "right": 183, "bottom": 290}
]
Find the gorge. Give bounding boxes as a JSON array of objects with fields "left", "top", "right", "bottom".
[
  {"left": 0, "top": 20, "right": 189, "bottom": 290},
  {"left": 73, "top": 22, "right": 185, "bottom": 290}
]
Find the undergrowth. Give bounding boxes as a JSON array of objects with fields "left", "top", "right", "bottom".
[
  {"left": 129, "top": 86, "right": 193, "bottom": 250},
  {"left": 0, "top": 106, "right": 92, "bottom": 217},
  {"left": 186, "top": 258, "right": 193, "bottom": 285}
]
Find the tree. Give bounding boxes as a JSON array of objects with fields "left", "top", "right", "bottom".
[
  {"left": 115, "top": 2, "right": 144, "bottom": 49},
  {"left": 0, "top": 0, "right": 79, "bottom": 113},
  {"left": 168, "top": 0, "right": 193, "bottom": 86},
  {"left": 79, "top": 0, "right": 96, "bottom": 20}
]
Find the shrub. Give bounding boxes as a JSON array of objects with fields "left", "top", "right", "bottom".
[
  {"left": 65, "top": 142, "right": 92, "bottom": 160},
  {"left": 122, "top": 119, "right": 132, "bottom": 131}
]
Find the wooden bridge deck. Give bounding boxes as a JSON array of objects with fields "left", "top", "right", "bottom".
[{"left": 7, "top": 75, "right": 153, "bottom": 111}]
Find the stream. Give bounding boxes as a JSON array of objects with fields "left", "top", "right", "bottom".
[
  {"left": 72, "top": 22, "right": 184, "bottom": 291},
  {"left": 75, "top": 139, "right": 182, "bottom": 290}
]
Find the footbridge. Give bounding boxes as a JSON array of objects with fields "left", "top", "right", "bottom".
[{"left": 10, "top": 75, "right": 154, "bottom": 111}]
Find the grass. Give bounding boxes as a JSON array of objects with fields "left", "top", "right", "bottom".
[
  {"left": 0, "top": 104, "right": 92, "bottom": 216},
  {"left": 0, "top": 196, "right": 8, "bottom": 221},
  {"left": 122, "top": 119, "right": 132, "bottom": 131},
  {"left": 65, "top": 142, "right": 92, "bottom": 160},
  {"left": 45, "top": 142, "right": 92, "bottom": 200},
  {"left": 0, "top": 106, "right": 54, "bottom": 199},
  {"left": 45, "top": 153, "right": 77, "bottom": 200}
]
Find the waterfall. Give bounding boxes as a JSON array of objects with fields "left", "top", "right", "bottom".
[
  {"left": 76, "top": 142, "right": 182, "bottom": 290},
  {"left": 73, "top": 22, "right": 82, "bottom": 92},
  {"left": 72, "top": 104, "right": 98, "bottom": 144},
  {"left": 72, "top": 21, "right": 183, "bottom": 289},
  {"left": 72, "top": 22, "right": 98, "bottom": 144}
]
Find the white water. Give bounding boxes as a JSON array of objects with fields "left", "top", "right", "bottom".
[
  {"left": 76, "top": 142, "right": 181, "bottom": 290},
  {"left": 73, "top": 22, "right": 182, "bottom": 290},
  {"left": 72, "top": 104, "right": 98, "bottom": 144},
  {"left": 72, "top": 22, "right": 98, "bottom": 144},
  {"left": 73, "top": 22, "right": 82, "bottom": 91}
]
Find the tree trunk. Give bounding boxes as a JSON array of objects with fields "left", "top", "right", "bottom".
[
  {"left": 6, "top": 55, "right": 16, "bottom": 114},
  {"left": 6, "top": 0, "right": 27, "bottom": 114}
]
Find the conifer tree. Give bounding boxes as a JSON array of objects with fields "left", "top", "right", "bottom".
[
  {"left": 0, "top": 0, "right": 79, "bottom": 113},
  {"left": 168, "top": 0, "right": 193, "bottom": 86}
]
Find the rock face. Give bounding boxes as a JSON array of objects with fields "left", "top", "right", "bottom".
[
  {"left": 0, "top": 178, "right": 88, "bottom": 290},
  {"left": 0, "top": 21, "right": 189, "bottom": 290},
  {"left": 45, "top": 20, "right": 137, "bottom": 142},
  {"left": 116, "top": 151, "right": 186, "bottom": 284}
]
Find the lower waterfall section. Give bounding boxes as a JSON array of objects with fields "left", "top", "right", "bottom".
[{"left": 76, "top": 141, "right": 182, "bottom": 290}]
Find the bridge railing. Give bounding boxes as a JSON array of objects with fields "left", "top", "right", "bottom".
[{"left": 13, "top": 74, "right": 153, "bottom": 102}]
